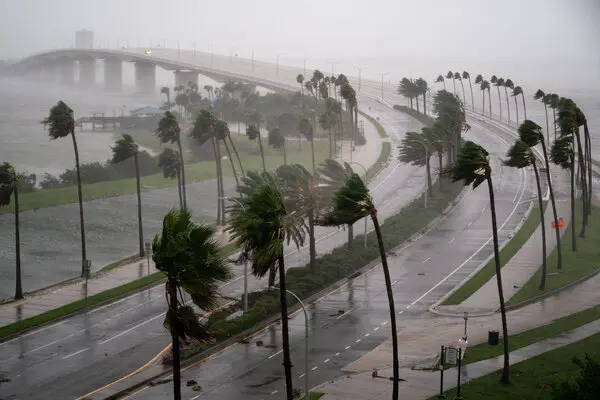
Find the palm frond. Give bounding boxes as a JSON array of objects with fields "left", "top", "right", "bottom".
[
  {"left": 43, "top": 101, "right": 75, "bottom": 139},
  {"left": 111, "top": 133, "right": 138, "bottom": 164},
  {"left": 451, "top": 141, "right": 490, "bottom": 189},
  {"left": 503, "top": 140, "right": 534, "bottom": 169},
  {"left": 156, "top": 111, "right": 180, "bottom": 144},
  {"left": 518, "top": 120, "right": 543, "bottom": 147},
  {"left": 317, "top": 173, "right": 373, "bottom": 227}
]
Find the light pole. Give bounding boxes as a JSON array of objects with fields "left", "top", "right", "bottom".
[
  {"left": 463, "top": 311, "right": 469, "bottom": 339},
  {"left": 220, "top": 197, "right": 248, "bottom": 313},
  {"left": 303, "top": 58, "right": 308, "bottom": 78},
  {"left": 407, "top": 137, "right": 443, "bottom": 208},
  {"left": 328, "top": 61, "right": 339, "bottom": 97},
  {"left": 377, "top": 73, "right": 389, "bottom": 102},
  {"left": 83, "top": 260, "right": 92, "bottom": 303},
  {"left": 276, "top": 53, "right": 283, "bottom": 77},
  {"left": 349, "top": 161, "right": 369, "bottom": 248},
  {"left": 145, "top": 241, "right": 152, "bottom": 275},
  {"left": 355, "top": 67, "right": 366, "bottom": 92},
  {"left": 286, "top": 289, "right": 309, "bottom": 400}
]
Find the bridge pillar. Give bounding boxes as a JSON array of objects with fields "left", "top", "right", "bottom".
[
  {"left": 104, "top": 57, "right": 122, "bottom": 91},
  {"left": 174, "top": 70, "right": 199, "bottom": 88},
  {"left": 58, "top": 60, "right": 75, "bottom": 85},
  {"left": 134, "top": 61, "right": 155, "bottom": 94},
  {"left": 78, "top": 58, "right": 96, "bottom": 87}
]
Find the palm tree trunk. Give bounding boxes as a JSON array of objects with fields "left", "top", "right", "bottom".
[
  {"left": 570, "top": 154, "right": 576, "bottom": 251},
  {"left": 497, "top": 87, "right": 502, "bottom": 120},
  {"left": 504, "top": 87, "right": 511, "bottom": 124},
  {"left": 423, "top": 93, "right": 427, "bottom": 116},
  {"left": 543, "top": 106, "right": 550, "bottom": 144},
  {"left": 347, "top": 224, "right": 354, "bottom": 250},
  {"left": 14, "top": 187, "right": 23, "bottom": 299},
  {"left": 228, "top": 134, "right": 245, "bottom": 177},
  {"left": 277, "top": 255, "right": 294, "bottom": 400},
  {"left": 486, "top": 176, "right": 510, "bottom": 384},
  {"left": 328, "top": 128, "right": 333, "bottom": 159},
  {"left": 176, "top": 171, "right": 183, "bottom": 210},
  {"left": 282, "top": 138, "right": 288, "bottom": 165},
  {"left": 584, "top": 123, "right": 593, "bottom": 214},
  {"left": 452, "top": 78, "right": 456, "bottom": 95},
  {"left": 210, "top": 138, "right": 222, "bottom": 225},
  {"left": 134, "top": 154, "right": 145, "bottom": 257},
  {"left": 540, "top": 139, "right": 562, "bottom": 268},
  {"left": 438, "top": 151, "right": 443, "bottom": 190},
  {"left": 308, "top": 209, "right": 316, "bottom": 273},
  {"left": 409, "top": 97, "right": 413, "bottom": 110},
  {"left": 522, "top": 93, "right": 528, "bottom": 120},
  {"left": 167, "top": 279, "right": 182, "bottom": 400},
  {"left": 468, "top": 79, "right": 474, "bottom": 110},
  {"left": 575, "top": 133, "right": 588, "bottom": 237},
  {"left": 552, "top": 109, "right": 557, "bottom": 140},
  {"left": 513, "top": 97, "right": 519, "bottom": 125},
  {"left": 482, "top": 91, "right": 486, "bottom": 115},
  {"left": 370, "top": 211, "right": 399, "bottom": 399},
  {"left": 310, "top": 138, "right": 316, "bottom": 175},
  {"left": 425, "top": 154, "right": 432, "bottom": 194},
  {"left": 257, "top": 133, "right": 267, "bottom": 172},
  {"left": 215, "top": 138, "right": 226, "bottom": 224},
  {"left": 488, "top": 90, "right": 492, "bottom": 116},
  {"left": 222, "top": 139, "right": 240, "bottom": 189},
  {"left": 532, "top": 162, "right": 547, "bottom": 289},
  {"left": 415, "top": 97, "right": 420, "bottom": 113},
  {"left": 176, "top": 139, "right": 187, "bottom": 210},
  {"left": 71, "top": 131, "right": 87, "bottom": 277}
]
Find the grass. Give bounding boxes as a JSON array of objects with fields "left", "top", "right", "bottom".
[
  {"left": 366, "top": 142, "right": 392, "bottom": 183},
  {"left": 309, "top": 393, "right": 324, "bottom": 400},
  {"left": 431, "top": 327, "right": 600, "bottom": 399},
  {"left": 359, "top": 111, "right": 388, "bottom": 138},
  {"left": 0, "top": 242, "right": 238, "bottom": 340},
  {"left": 393, "top": 104, "right": 435, "bottom": 126},
  {"left": 463, "top": 304, "right": 600, "bottom": 366},
  {"left": 442, "top": 202, "right": 547, "bottom": 305},
  {"left": 1, "top": 135, "right": 330, "bottom": 215},
  {"left": 507, "top": 202, "right": 600, "bottom": 306}
]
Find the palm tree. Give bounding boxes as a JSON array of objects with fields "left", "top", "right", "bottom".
[
  {"left": 203, "top": 85, "right": 214, "bottom": 101},
  {"left": 299, "top": 117, "right": 316, "bottom": 173},
  {"left": 246, "top": 123, "right": 266, "bottom": 172},
  {"left": 398, "top": 131, "right": 433, "bottom": 194},
  {"left": 268, "top": 127, "right": 287, "bottom": 165},
  {"left": 161, "top": 86, "right": 171, "bottom": 110},
  {"left": 415, "top": 78, "right": 429, "bottom": 115},
  {"left": 451, "top": 141, "right": 510, "bottom": 384},
  {"left": 551, "top": 135, "right": 576, "bottom": 251},
  {"left": 43, "top": 101, "right": 86, "bottom": 277},
  {"left": 158, "top": 148, "right": 184, "bottom": 209},
  {"left": 549, "top": 93, "right": 560, "bottom": 140},
  {"left": 321, "top": 98, "right": 340, "bottom": 158},
  {"left": 504, "top": 139, "right": 547, "bottom": 288},
  {"left": 215, "top": 120, "right": 241, "bottom": 189},
  {"left": 519, "top": 120, "right": 562, "bottom": 269},
  {"left": 227, "top": 177, "right": 306, "bottom": 400},
  {"left": 316, "top": 172, "right": 400, "bottom": 400},
  {"left": 491, "top": 76, "right": 503, "bottom": 120},
  {"left": 397, "top": 78, "right": 416, "bottom": 110},
  {"left": 296, "top": 74, "right": 304, "bottom": 107},
  {"left": 462, "top": 71, "right": 474, "bottom": 110},
  {"left": 435, "top": 74, "right": 446, "bottom": 90},
  {"left": 455, "top": 72, "right": 466, "bottom": 106},
  {"left": 153, "top": 209, "right": 231, "bottom": 400},
  {"left": 512, "top": 85, "right": 527, "bottom": 122},
  {"left": 111, "top": 134, "right": 145, "bottom": 257},
  {"left": 0, "top": 162, "right": 22, "bottom": 299},
  {"left": 504, "top": 79, "right": 515, "bottom": 125},
  {"left": 497, "top": 78, "right": 507, "bottom": 122},
  {"left": 481, "top": 80, "right": 492, "bottom": 116},
  {"left": 476, "top": 76, "right": 486, "bottom": 114},
  {"left": 446, "top": 71, "right": 456, "bottom": 94},
  {"left": 157, "top": 111, "right": 187, "bottom": 210},
  {"left": 534, "top": 89, "right": 551, "bottom": 143}
]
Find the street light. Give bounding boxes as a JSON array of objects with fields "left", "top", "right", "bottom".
[
  {"left": 83, "top": 260, "right": 92, "bottom": 303},
  {"left": 377, "top": 73, "right": 389, "bottom": 102},
  {"left": 286, "top": 289, "right": 309, "bottom": 400},
  {"left": 355, "top": 66, "right": 366, "bottom": 92},
  {"left": 145, "top": 242, "right": 152, "bottom": 275},
  {"left": 220, "top": 197, "right": 248, "bottom": 313},
  {"left": 349, "top": 161, "right": 369, "bottom": 249},
  {"left": 463, "top": 311, "right": 469, "bottom": 339},
  {"left": 406, "top": 137, "right": 443, "bottom": 208}
]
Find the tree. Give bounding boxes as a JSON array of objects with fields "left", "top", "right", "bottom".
[
  {"left": 455, "top": 72, "right": 466, "bottom": 107},
  {"left": 534, "top": 89, "right": 551, "bottom": 143},
  {"left": 320, "top": 99, "right": 340, "bottom": 158},
  {"left": 111, "top": 134, "right": 145, "bottom": 257},
  {"left": 161, "top": 86, "right": 171, "bottom": 110},
  {"left": 549, "top": 93, "right": 560, "bottom": 140},
  {"left": 519, "top": 120, "right": 562, "bottom": 269},
  {"left": 158, "top": 148, "right": 184, "bottom": 209},
  {"left": 415, "top": 78, "right": 429, "bottom": 115},
  {"left": 499, "top": 78, "right": 511, "bottom": 124},
  {"left": 157, "top": 111, "right": 187, "bottom": 209},
  {"left": 318, "top": 159, "right": 355, "bottom": 248},
  {"left": 505, "top": 79, "right": 516, "bottom": 124},
  {"left": 0, "top": 162, "right": 22, "bottom": 299},
  {"left": 462, "top": 71, "right": 474, "bottom": 110},
  {"left": 446, "top": 71, "right": 456, "bottom": 94},
  {"left": 296, "top": 74, "right": 304, "bottom": 107},
  {"left": 552, "top": 354, "right": 600, "bottom": 400},
  {"left": 481, "top": 80, "right": 492, "bottom": 116},
  {"left": 268, "top": 127, "right": 287, "bottom": 165},
  {"left": 299, "top": 117, "right": 316, "bottom": 174},
  {"left": 397, "top": 78, "right": 417, "bottom": 110},
  {"left": 215, "top": 119, "right": 241, "bottom": 189},
  {"left": 512, "top": 85, "right": 527, "bottom": 122},
  {"left": 398, "top": 131, "right": 433, "bottom": 194},
  {"left": 227, "top": 177, "right": 306, "bottom": 400},
  {"left": 551, "top": 135, "right": 576, "bottom": 251},
  {"left": 152, "top": 209, "right": 231, "bottom": 400},
  {"left": 504, "top": 139, "right": 547, "bottom": 288},
  {"left": 435, "top": 74, "right": 446, "bottom": 90},
  {"left": 43, "top": 101, "right": 87, "bottom": 277},
  {"left": 203, "top": 85, "right": 214, "bottom": 101},
  {"left": 316, "top": 172, "right": 400, "bottom": 400},
  {"left": 491, "top": 75, "right": 503, "bottom": 120},
  {"left": 451, "top": 141, "right": 510, "bottom": 384}
]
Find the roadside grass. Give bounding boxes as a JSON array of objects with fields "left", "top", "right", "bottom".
[
  {"left": 392, "top": 105, "right": 435, "bottom": 126},
  {"left": 432, "top": 329, "right": 600, "bottom": 399},
  {"left": 463, "top": 304, "right": 600, "bottom": 365},
  {"left": 359, "top": 111, "right": 388, "bottom": 138},
  {"left": 507, "top": 202, "right": 600, "bottom": 306},
  {"left": 0, "top": 242, "right": 238, "bottom": 340},
  {"left": 366, "top": 142, "right": 392, "bottom": 182},
  {"left": 442, "top": 202, "right": 547, "bottom": 305},
  {"left": 1, "top": 136, "right": 330, "bottom": 215},
  {"left": 309, "top": 393, "right": 324, "bottom": 400}
]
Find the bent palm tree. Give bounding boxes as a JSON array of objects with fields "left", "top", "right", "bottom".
[
  {"left": 435, "top": 74, "right": 446, "bottom": 90},
  {"left": 268, "top": 127, "right": 287, "bottom": 165},
  {"left": 505, "top": 79, "right": 515, "bottom": 124},
  {"left": 534, "top": 89, "right": 551, "bottom": 143},
  {"left": 299, "top": 117, "right": 316, "bottom": 173},
  {"left": 318, "top": 159, "right": 355, "bottom": 248},
  {"left": 215, "top": 120, "right": 240, "bottom": 189},
  {"left": 246, "top": 123, "right": 266, "bottom": 172},
  {"left": 159, "top": 148, "right": 184, "bottom": 209},
  {"left": 157, "top": 111, "right": 187, "bottom": 209},
  {"left": 227, "top": 178, "right": 306, "bottom": 400},
  {"left": 153, "top": 209, "right": 231, "bottom": 400},
  {"left": 317, "top": 173, "right": 400, "bottom": 400},
  {"left": 161, "top": 86, "right": 171, "bottom": 110},
  {"left": 451, "top": 141, "right": 510, "bottom": 384},
  {"left": 504, "top": 139, "right": 547, "bottom": 288},
  {"left": 455, "top": 72, "right": 465, "bottom": 106},
  {"left": 112, "top": 134, "right": 145, "bottom": 257},
  {"left": 551, "top": 135, "right": 576, "bottom": 251},
  {"left": 463, "top": 71, "right": 474, "bottom": 110},
  {"left": 43, "top": 101, "right": 86, "bottom": 277},
  {"left": 481, "top": 80, "right": 492, "bottom": 116},
  {"left": 446, "top": 71, "right": 456, "bottom": 94},
  {"left": 0, "top": 162, "right": 22, "bottom": 299},
  {"left": 491, "top": 76, "right": 502, "bottom": 120}
]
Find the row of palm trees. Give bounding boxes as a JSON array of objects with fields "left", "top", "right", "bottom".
[{"left": 396, "top": 77, "right": 429, "bottom": 114}]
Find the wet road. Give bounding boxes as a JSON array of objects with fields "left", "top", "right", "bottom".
[
  {"left": 0, "top": 98, "right": 436, "bottom": 399},
  {"left": 123, "top": 115, "right": 533, "bottom": 399}
]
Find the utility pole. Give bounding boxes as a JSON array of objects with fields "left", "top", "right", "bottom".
[
  {"left": 355, "top": 67, "right": 366, "bottom": 92},
  {"left": 377, "top": 72, "right": 389, "bottom": 102}
]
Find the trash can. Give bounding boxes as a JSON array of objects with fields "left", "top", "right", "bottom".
[{"left": 488, "top": 330, "right": 499, "bottom": 345}]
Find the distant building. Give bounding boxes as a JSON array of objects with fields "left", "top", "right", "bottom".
[{"left": 75, "top": 30, "right": 94, "bottom": 49}]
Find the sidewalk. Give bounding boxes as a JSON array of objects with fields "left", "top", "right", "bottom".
[
  {"left": 316, "top": 270, "right": 600, "bottom": 399},
  {"left": 320, "top": 318, "right": 600, "bottom": 400}
]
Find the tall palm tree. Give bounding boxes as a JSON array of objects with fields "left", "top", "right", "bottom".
[
  {"left": 551, "top": 135, "right": 576, "bottom": 251},
  {"left": 215, "top": 119, "right": 241, "bottom": 189},
  {"left": 299, "top": 117, "right": 316, "bottom": 174},
  {"left": 0, "top": 162, "right": 22, "bottom": 299},
  {"left": 451, "top": 141, "right": 510, "bottom": 384},
  {"left": 158, "top": 148, "right": 184, "bottom": 209},
  {"left": 246, "top": 123, "right": 266, "bottom": 172},
  {"left": 227, "top": 177, "right": 306, "bottom": 400},
  {"left": 43, "top": 101, "right": 86, "bottom": 277},
  {"left": 268, "top": 127, "right": 287, "bottom": 165},
  {"left": 519, "top": 120, "right": 562, "bottom": 269},
  {"left": 491, "top": 75, "right": 502, "bottom": 120},
  {"left": 161, "top": 86, "right": 171, "bottom": 110},
  {"left": 111, "top": 134, "right": 145, "bottom": 257},
  {"left": 534, "top": 89, "right": 551, "bottom": 143},
  {"left": 504, "top": 79, "right": 515, "bottom": 125},
  {"left": 475, "top": 75, "right": 485, "bottom": 113},
  {"left": 435, "top": 74, "right": 446, "bottom": 90},
  {"left": 153, "top": 209, "right": 231, "bottom": 400},
  {"left": 398, "top": 131, "right": 433, "bottom": 194},
  {"left": 549, "top": 93, "right": 560, "bottom": 140},
  {"left": 157, "top": 111, "right": 187, "bottom": 210},
  {"left": 497, "top": 78, "right": 507, "bottom": 122},
  {"left": 296, "top": 74, "right": 304, "bottom": 107},
  {"left": 455, "top": 72, "right": 466, "bottom": 106},
  {"left": 415, "top": 78, "right": 429, "bottom": 115},
  {"left": 504, "top": 139, "right": 547, "bottom": 288},
  {"left": 462, "top": 71, "right": 474, "bottom": 110},
  {"left": 203, "top": 85, "right": 214, "bottom": 101},
  {"left": 512, "top": 86, "right": 527, "bottom": 122},
  {"left": 316, "top": 172, "right": 401, "bottom": 400},
  {"left": 397, "top": 78, "right": 416, "bottom": 110},
  {"left": 481, "top": 80, "right": 492, "bottom": 116},
  {"left": 446, "top": 71, "right": 456, "bottom": 94}
]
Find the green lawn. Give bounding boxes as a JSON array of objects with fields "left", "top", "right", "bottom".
[
  {"left": 1, "top": 136, "right": 330, "bottom": 215},
  {"left": 442, "top": 202, "right": 547, "bottom": 305},
  {"left": 366, "top": 142, "right": 391, "bottom": 182},
  {"left": 432, "top": 326, "right": 600, "bottom": 399},
  {"left": 507, "top": 202, "right": 600, "bottom": 306},
  {"left": 359, "top": 111, "right": 388, "bottom": 138}
]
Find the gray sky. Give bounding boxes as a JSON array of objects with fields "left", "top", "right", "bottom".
[{"left": 1, "top": 0, "right": 599, "bottom": 88}]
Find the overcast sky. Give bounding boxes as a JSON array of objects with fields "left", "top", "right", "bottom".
[{"left": 1, "top": 0, "right": 599, "bottom": 88}]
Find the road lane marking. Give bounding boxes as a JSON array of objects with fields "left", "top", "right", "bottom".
[
  {"left": 422, "top": 257, "right": 431, "bottom": 263},
  {"left": 271, "top": 390, "right": 278, "bottom": 395},
  {"left": 335, "top": 352, "right": 340, "bottom": 356},
  {"left": 364, "top": 333, "right": 370, "bottom": 337},
  {"left": 299, "top": 373, "right": 305, "bottom": 378},
  {"left": 381, "top": 321, "right": 387, "bottom": 325},
  {"left": 324, "top": 358, "right": 330, "bottom": 363},
  {"left": 398, "top": 311, "right": 404, "bottom": 315},
  {"left": 374, "top": 327, "right": 379, "bottom": 331},
  {"left": 312, "top": 366, "right": 318, "bottom": 371},
  {"left": 355, "top": 339, "right": 361, "bottom": 343},
  {"left": 62, "top": 347, "right": 89, "bottom": 360},
  {"left": 99, "top": 313, "right": 163, "bottom": 345},
  {"left": 345, "top": 346, "right": 351, "bottom": 350},
  {"left": 467, "top": 221, "right": 472, "bottom": 228},
  {"left": 448, "top": 237, "right": 455, "bottom": 243},
  {"left": 336, "top": 310, "right": 351, "bottom": 319},
  {"left": 268, "top": 350, "right": 283, "bottom": 359}
]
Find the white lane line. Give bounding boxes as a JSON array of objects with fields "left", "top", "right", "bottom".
[
  {"left": 345, "top": 346, "right": 351, "bottom": 350},
  {"left": 381, "top": 321, "right": 388, "bottom": 326},
  {"left": 449, "top": 237, "right": 455, "bottom": 243},
  {"left": 336, "top": 310, "right": 351, "bottom": 319},
  {"left": 374, "top": 327, "right": 379, "bottom": 331},
  {"left": 299, "top": 373, "right": 305, "bottom": 378},
  {"left": 355, "top": 339, "right": 361, "bottom": 343},
  {"left": 312, "top": 366, "right": 318, "bottom": 371},
  {"left": 422, "top": 257, "right": 431, "bottom": 263},
  {"left": 324, "top": 359, "right": 330, "bottom": 363},
  {"left": 482, "top": 207, "right": 487, "bottom": 213},
  {"left": 364, "top": 333, "right": 370, "bottom": 337},
  {"left": 467, "top": 221, "right": 473, "bottom": 228},
  {"left": 271, "top": 390, "right": 278, "bottom": 395},
  {"left": 398, "top": 311, "right": 404, "bottom": 315},
  {"left": 335, "top": 352, "right": 340, "bottom": 356},
  {"left": 61, "top": 347, "right": 89, "bottom": 360},
  {"left": 391, "top": 280, "right": 398, "bottom": 286},
  {"left": 99, "top": 313, "right": 163, "bottom": 345},
  {"left": 268, "top": 349, "right": 283, "bottom": 359}
]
